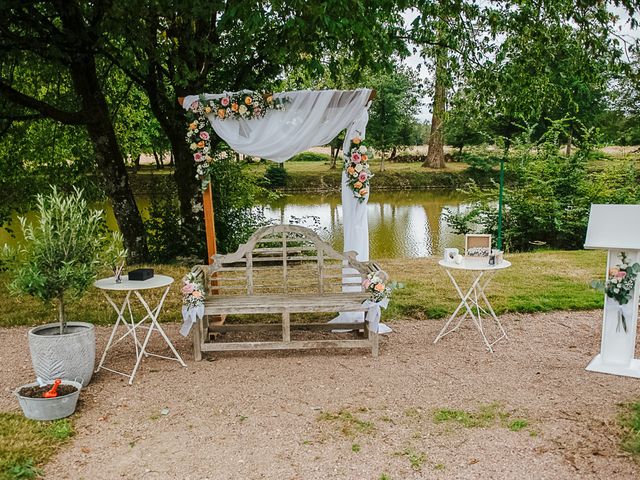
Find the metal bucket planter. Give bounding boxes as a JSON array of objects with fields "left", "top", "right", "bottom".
[
  {"left": 14, "top": 380, "right": 82, "bottom": 421},
  {"left": 28, "top": 322, "right": 95, "bottom": 387}
]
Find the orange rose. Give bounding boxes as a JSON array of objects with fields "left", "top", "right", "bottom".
[
  {"left": 361, "top": 154, "right": 368, "bottom": 161},
  {"left": 359, "top": 188, "right": 368, "bottom": 196},
  {"left": 352, "top": 136, "right": 361, "bottom": 145},
  {"left": 244, "top": 96, "right": 252, "bottom": 105},
  {"left": 374, "top": 283, "right": 385, "bottom": 292},
  {"left": 354, "top": 181, "right": 362, "bottom": 189},
  {"left": 192, "top": 290, "right": 202, "bottom": 298},
  {"left": 347, "top": 166, "right": 355, "bottom": 175},
  {"left": 197, "top": 141, "right": 205, "bottom": 148},
  {"left": 231, "top": 103, "right": 239, "bottom": 112},
  {"left": 266, "top": 95, "right": 273, "bottom": 103},
  {"left": 217, "top": 108, "right": 226, "bottom": 119},
  {"left": 189, "top": 122, "right": 198, "bottom": 130},
  {"left": 204, "top": 106, "right": 212, "bottom": 114}
]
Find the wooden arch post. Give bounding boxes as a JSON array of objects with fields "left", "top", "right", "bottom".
[{"left": 179, "top": 96, "right": 217, "bottom": 265}]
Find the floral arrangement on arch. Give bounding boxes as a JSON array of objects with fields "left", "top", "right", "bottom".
[
  {"left": 591, "top": 252, "right": 640, "bottom": 333},
  {"left": 344, "top": 136, "right": 373, "bottom": 202},
  {"left": 185, "top": 91, "right": 288, "bottom": 191}
]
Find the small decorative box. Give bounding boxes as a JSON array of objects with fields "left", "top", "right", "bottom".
[
  {"left": 465, "top": 234, "right": 492, "bottom": 257},
  {"left": 488, "top": 250, "right": 504, "bottom": 265},
  {"left": 128, "top": 268, "right": 154, "bottom": 281}
]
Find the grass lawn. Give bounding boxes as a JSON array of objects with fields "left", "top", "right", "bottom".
[
  {"left": 0, "top": 414, "right": 73, "bottom": 480},
  {"left": 0, "top": 250, "right": 606, "bottom": 329}
]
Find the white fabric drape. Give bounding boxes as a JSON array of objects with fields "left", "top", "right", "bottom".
[
  {"left": 182, "top": 89, "right": 372, "bottom": 162},
  {"left": 182, "top": 88, "right": 391, "bottom": 334}
]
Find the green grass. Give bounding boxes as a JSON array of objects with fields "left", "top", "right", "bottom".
[
  {"left": 619, "top": 401, "right": 640, "bottom": 458},
  {"left": 318, "top": 409, "right": 375, "bottom": 438},
  {"left": 0, "top": 250, "right": 606, "bottom": 329},
  {"left": 395, "top": 447, "right": 427, "bottom": 471},
  {"left": 433, "top": 403, "right": 532, "bottom": 434},
  {"left": 0, "top": 414, "right": 73, "bottom": 480}
]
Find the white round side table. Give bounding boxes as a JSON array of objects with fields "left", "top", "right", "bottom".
[
  {"left": 94, "top": 275, "right": 186, "bottom": 384},
  {"left": 435, "top": 258, "right": 512, "bottom": 352}
]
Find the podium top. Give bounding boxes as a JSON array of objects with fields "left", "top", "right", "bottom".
[{"left": 584, "top": 204, "right": 640, "bottom": 250}]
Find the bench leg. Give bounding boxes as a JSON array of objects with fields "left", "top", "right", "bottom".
[
  {"left": 193, "top": 317, "right": 202, "bottom": 362},
  {"left": 282, "top": 311, "right": 290, "bottom": 342}
]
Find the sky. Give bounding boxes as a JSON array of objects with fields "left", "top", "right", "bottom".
[{"left": 401, "top": 5, "right": 639, "bottom": 122}]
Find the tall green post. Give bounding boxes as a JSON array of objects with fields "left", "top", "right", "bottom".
[{"left": 497, "top": 156, "right": 505, "bottom": 251}]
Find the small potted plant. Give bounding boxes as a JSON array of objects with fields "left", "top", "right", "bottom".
[{"left": 2, "top": 186, "right": 124, "bottom": 387}]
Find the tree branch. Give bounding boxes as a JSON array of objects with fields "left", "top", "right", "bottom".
[{"left": 0, "top": 80, "right": 86, "bottom": 125}]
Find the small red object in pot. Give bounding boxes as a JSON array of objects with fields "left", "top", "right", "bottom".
[{"left": 43, "top": 379, "right": 62, "bottom": 398}]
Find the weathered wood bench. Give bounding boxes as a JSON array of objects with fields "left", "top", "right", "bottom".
[{"left": 188, "top": 224, "right": 385, "bottom": 360}]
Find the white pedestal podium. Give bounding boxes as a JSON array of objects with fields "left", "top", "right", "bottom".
[{"left": 584, "top": 204, "right": 640, "bottom": 378}]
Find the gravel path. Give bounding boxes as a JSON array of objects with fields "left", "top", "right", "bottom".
[{"left": 1, "top": 310, "right": 638, "bottom": 479}]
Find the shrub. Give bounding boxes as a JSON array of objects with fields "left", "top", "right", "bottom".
[
  {"left": 2, "top": 187, "right": 122, "bottom": 333},
  {"left": 263, "top": 163, "right": 288, "bottom": 188},
  {"left": 290, "top": 152, "right": 331, "bottom": 162}
]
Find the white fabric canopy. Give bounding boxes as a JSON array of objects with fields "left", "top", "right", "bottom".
[{"left": 182, "top": 89, "right": 391, "bottom": 333}]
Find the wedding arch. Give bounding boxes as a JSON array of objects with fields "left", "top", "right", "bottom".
[{"left": 179, "top": 88, "right": 376, "bottom": 265}]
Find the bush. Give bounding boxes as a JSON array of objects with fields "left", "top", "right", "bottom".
[
  {"left": 290, "top": 152, "right": 331, "bottom": 162},
  {"left": 263, "top": 163, "right": 288, "bottom": 188},
  {"left": 446, "top": 125, "right": 640, "bottom": 252}
]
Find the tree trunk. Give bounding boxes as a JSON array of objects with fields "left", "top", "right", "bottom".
[
  {"left": 423, "top": 46, "right": 447, "bottom": 169},
  {"left": 69, "top": 60, "right": 149, "bottom": 263},
  {"left": 134, "top": 154, "right": 141, "bottom": 172},
  {"left": 565, "top": 129, "right": 572, "bottom": 156},
  {"left": 152, "top": 149, "right": 163, "bottom": 169}
]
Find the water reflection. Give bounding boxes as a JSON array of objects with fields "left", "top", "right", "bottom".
[
  {"left": 264, "top": 190, "right": 470, "bottom": 258},
  {"left": 1, "top": 190, "right": 471, "bottom": 259}
]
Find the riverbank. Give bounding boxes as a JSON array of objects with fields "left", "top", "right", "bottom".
[{"left": 0, "top": 250, "right": 605, "bottom": 329}]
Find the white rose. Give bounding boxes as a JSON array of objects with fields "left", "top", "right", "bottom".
[
  {"left": 239, "top": 105, "right": 248, "bottom": 114},
  {"left": 359, "top": 146, "right": 367, "bottom": 154},
  {"left": 355, "top": 164, "right": 363, "bottom": 172},
  {"left": 190, "top": 143, "right": 198, "bottom": 150}
]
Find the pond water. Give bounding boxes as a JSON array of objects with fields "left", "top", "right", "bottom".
[
  {"left": 263, "top": 190, "right": 470, "bottom": 258},
  {"left": 1, "top": 190, "right": 471, "bottom": 259}
]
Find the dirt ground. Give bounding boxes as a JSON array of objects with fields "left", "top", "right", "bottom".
[{"left": 1, "top": 310, "right": 639, "bottom": 480}]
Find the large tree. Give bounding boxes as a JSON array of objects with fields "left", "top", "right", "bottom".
[
  {"left": 0, "top": 1, "right": 149, "bottom": 262},
  {"left": 103, "top": 0, "right": 408, "bottom": 232}
]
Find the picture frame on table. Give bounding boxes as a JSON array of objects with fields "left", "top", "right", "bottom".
[{"left": 465, "top": 234, "right": 492, "bottom": 257}]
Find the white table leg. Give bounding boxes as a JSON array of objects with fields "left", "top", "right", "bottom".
[
  {"left": 128, "top": 287, "right": 186, "bottom": 385},
  {"left": 435, "top": 268, "right": 508, "bottom": 352},
  {"left": 96, "top": 291, "right": 133, "bottom": 373},
  {"left": 434, "top": 270, "right": 484, "bottom": 343}
]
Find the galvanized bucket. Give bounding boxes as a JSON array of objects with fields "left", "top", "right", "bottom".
[{"left": 14, "top": 380, "right": 82, "bottom": 421}]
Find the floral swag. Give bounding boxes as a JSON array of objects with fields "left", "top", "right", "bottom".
[{"left": 185, "top": 91, "right": 288, "bottom": 190}]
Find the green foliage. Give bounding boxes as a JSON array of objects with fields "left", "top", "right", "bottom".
[
  {"left": 2, "top": 187, "right": 120, "bottom": 331},
  {"left": 209, "top": 157, "right": 269, "bottom": 255},
  {"left": 0, "top": 414, "right": 73, "bottom": 480},
  {"left": 263, "top": 164, "right": 288, "bottom": 189},
  {"left": 508, "top": 419, "right": 529, "bottom": 432},
  {"left": 144, "top": 186, "right": 206, "bottom": 264},
  {"left": 619, "top": 401, "right": 640, "bottom": 457},
  {"left": 289, "top": 152, "right": 331, "bottom": 162},
  {"left": 447, "top": 123, "right": 640, "bottom": 252}
]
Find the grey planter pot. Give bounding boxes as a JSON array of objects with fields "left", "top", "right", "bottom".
[
  {"left": 14, "top": 380, "right": 82, "bottom": 421},
  {"left": 28, "top": 322, "right": 96, "bottom": 387}
]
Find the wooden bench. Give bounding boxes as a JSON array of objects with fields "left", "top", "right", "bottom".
[{"left": 188, "top": 224, "right": 385, "bottom": 360}]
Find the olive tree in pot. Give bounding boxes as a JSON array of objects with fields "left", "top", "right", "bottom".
[{"left": 3, "top": 187, "right": 124, "bottom": 387}]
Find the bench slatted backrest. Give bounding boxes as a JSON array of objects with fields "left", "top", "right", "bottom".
[{"left": 207, "top": 225, "right": 374, "bottom": 296}]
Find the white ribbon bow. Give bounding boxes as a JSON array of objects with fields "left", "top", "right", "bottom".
[
  {"left": 362, "top": 297, "right": 390, "bottom": 333},
  {"left": 180, "top": 304, "right": 205, "bottom": 337}
]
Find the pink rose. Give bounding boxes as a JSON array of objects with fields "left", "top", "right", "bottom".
[
  {"left": 358, "top": 172, "right": 367, "bottom": 182},
  {"left": 363, "top": 279, "right": 371, "bottom": 289},
  {"left": 351, "top": 152, "right": 361, "bottom": 163},
  {"left": 199, "top": 131, "right": 210, "bottom": 140},
  {"left": 221, "top": 97, "right": 230, "bottom": 107},
  {"left": 190, "top": 101, "right": 200, "bottom": 112},
  {"left": 182, "top": 284, "right": 195, "bottom": 294},
  {"left": 193, "top": 152, "right": 204, "bottom": 162},
  {"left": 616, "top": 271, "right": 627, "bottom": 278}
]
